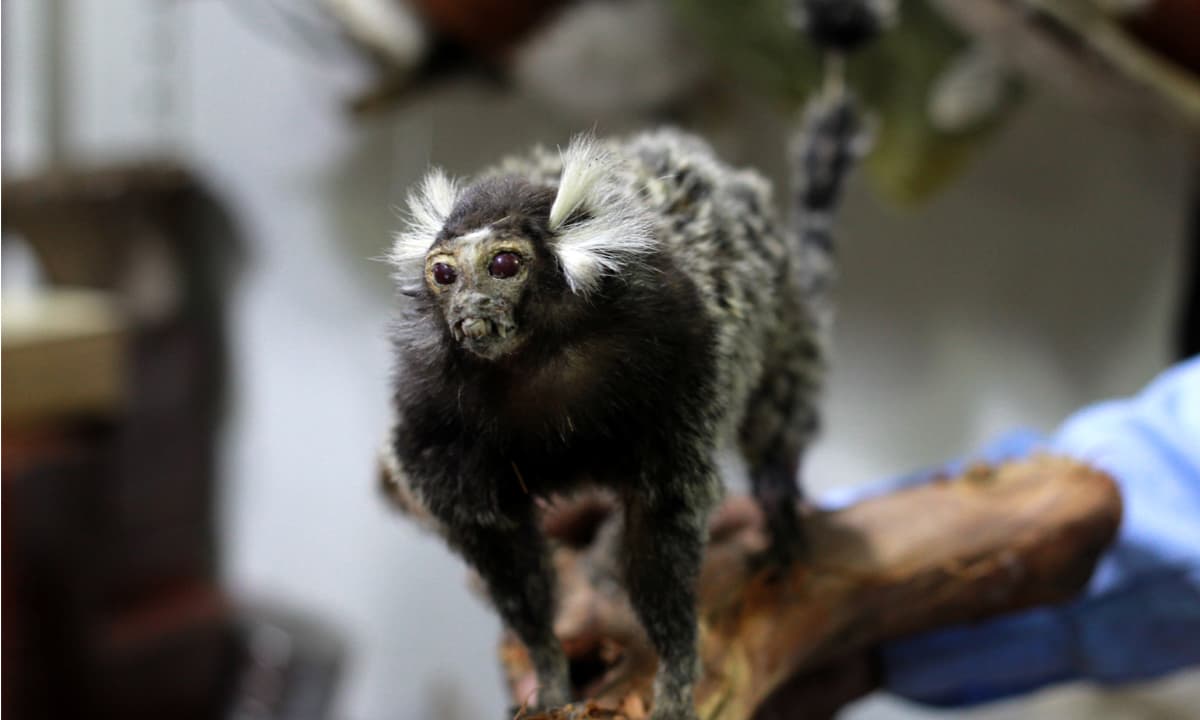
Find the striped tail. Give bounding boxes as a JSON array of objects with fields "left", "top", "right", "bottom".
[
  {"left": 792, "top": 89, "right": 864, "bottom": 254},
  {"left": 790, "top": 89, "right": 868, "bottom": 308},
  {"left": 789, "top": 0, "right": 888, "bottom": 299}
]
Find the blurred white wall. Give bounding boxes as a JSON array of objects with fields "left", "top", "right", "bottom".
[{"left": 4, "top": 2, "right": 1196, "bottom": 719}]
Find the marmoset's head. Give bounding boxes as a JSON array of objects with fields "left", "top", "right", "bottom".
[
  {"left": 418, "top": 176, "right": 555, "bottom": 360},
  {"left": 390, "top": 136, "right": 655, "bottom": 361}
]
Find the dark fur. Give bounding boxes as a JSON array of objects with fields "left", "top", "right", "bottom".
[
  {"left": 394, "top": 177, "right": 719, "bottom": 521},
  {"left": 391, "top": 173, "right": 722, "bottom": 716}
]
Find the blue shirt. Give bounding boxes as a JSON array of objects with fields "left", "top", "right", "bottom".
[{"left": 826, "top": 358, "right": 1200, "bottom": 706}]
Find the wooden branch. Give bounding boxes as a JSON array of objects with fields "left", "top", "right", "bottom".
[{"left": 498, "top": 456, "right": 1122, "bottom": 719}]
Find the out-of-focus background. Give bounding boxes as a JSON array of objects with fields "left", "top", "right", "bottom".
[{"left": 3, "top": 1, "right": 1198, "bottom": 719}]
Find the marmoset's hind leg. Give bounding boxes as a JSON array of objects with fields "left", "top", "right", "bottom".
[
  {"left": 739, "top": 344, "right": 822, "bottom": 563},
  {"left": 445, "top": 508, "right": 571, "bottom": 711},
  {"left": 748, "top": 439, "right": 809, "bottom": 564},
  {"left": 739, "top": 78, "right": 867, "bottom": 563},
  {"left": 740, "top": 91, "right": 864, "bottom": 561}
]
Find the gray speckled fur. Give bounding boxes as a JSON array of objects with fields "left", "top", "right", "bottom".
[{"left": 489, "top": 129, "right": 829, "bottom": 467}]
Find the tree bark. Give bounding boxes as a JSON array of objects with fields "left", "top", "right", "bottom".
[{"left": 499, "top": 456, "right": 1122, "bottom": 719}]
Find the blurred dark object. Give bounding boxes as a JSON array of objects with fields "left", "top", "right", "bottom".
[
  {"left": 412, "top": 0, "right": 563, "bottom": 59},
  {"left": 795, "top": 0, "right": 894, "bottom": 52},
  {"left": 225, "top": 604, "right": 346, "bottom": 720},
  {"left": 333, "top": 0, "right": 562, "bottom": 113},
  {"left": 1181, "top": 172, "right": 1200, "bottom": 360},
  {"left": 2, "top": 163, "right": 241, "bottom": 720},
  {"left": 1122, "top": 0, "right": 1200, "bottom": 77},
  {"left": 328, "top": 0, "right": 708, "bottom": 118}
]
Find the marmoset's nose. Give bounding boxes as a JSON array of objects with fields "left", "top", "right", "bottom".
[{"left": 456, "top": 292, "right": 501, "bottom": 316}]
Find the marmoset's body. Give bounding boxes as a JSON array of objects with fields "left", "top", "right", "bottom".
[{"left": 384, "top": 98, "right": 859, "bottom": 720}]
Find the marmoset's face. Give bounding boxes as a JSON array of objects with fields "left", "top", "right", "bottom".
[{"left": 424, "top": 228, "right": 535, "bottom": 361}]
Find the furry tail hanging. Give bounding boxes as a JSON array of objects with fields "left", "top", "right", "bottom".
[
  {"left": 791, "top": 91, "right": 865, "bottom": 257},
  {"left": 788, "top": 0, "right": 891, "bottom": 297}
]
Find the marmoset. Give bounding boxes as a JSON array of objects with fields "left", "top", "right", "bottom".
[{"left": 380, "top": 89, "right": 861, "bottom": 720}]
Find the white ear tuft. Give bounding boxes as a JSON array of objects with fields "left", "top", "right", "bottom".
[
  {"left": 550, "top": 134, "right": 656, "bottom": 295},
  {"left": 549, "top": 135, "right": 610, "bottom": 229},
  {"left": 389, "top": 168, "right": 461, "bottom": 273}
]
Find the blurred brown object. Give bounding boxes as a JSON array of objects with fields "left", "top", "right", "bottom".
[
  {"left": 412, "top": 0, "right": 565, "bottom": 60},
  {"left": 495, "top": 457, "right": 1122, "bottom": 719},
  {"left": 933, "top": 0, "right": 1200, "bottom": 126},
  {"left": 1122, "top": 0, "right": 1200, "bottom": 77},
  {"left": 337, "top": 0, "right": 707, "bottom": 117},
  {"left": 3, "top": 290, "right": 127, "bottom": 425},
  {"left": 2, "top": 163, "right": 241, "bottom": 720},
  {"left": 343, "top": 0, "right": 569, "bottom": 114}
]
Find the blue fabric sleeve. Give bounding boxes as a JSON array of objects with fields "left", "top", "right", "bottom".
[{"left": 836, "top": 358, "right": 1200, "bottom": 707}]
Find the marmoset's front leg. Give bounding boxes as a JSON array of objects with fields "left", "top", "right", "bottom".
[
  {"left": 621, "top": 460, "right": 720, "bottom": 720},
  {"left": 445, "top": 504, "right": 571, "bottom": 711},
  {"left": 388, "top": 422, "right": 571, "bottom": 711}
]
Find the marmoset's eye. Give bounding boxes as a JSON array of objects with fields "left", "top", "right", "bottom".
[
  {"left": 488, "top": 252, "right": 521, "bottom": 279},
  {"left": 432, "top": 262, "right": 457, "bottom": 285}
]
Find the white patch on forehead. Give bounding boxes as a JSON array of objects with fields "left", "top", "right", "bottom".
[
  {"left": 454, "top": 226, "right": 494, "bottom": 246},
  {"left": 448, "top": 226, "right": 493, "bottom": 270}
]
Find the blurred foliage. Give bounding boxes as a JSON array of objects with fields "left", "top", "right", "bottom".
[{"left": 672, "top": 0, "right": 1022, "bottom": 205}]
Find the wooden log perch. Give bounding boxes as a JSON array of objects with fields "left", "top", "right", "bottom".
[{"left": 496, "top": 456, "right": 1122, "bottom": 719}]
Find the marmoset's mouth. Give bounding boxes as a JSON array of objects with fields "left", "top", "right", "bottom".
[
  {"left": 450, "top": 316, "right": 520, "bottom": 359},
  {"left": 452, "top": 317, "right": 515, "bottom": 342}
]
